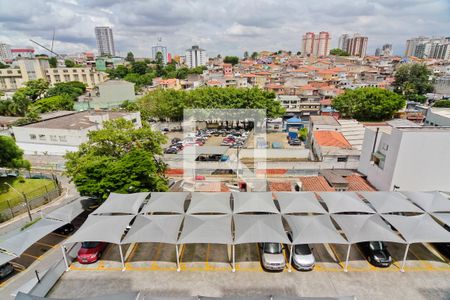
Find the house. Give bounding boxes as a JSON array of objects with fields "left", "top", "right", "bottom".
[
  {"left": 424, "top": 107, "right": 450, "bottom": 126},
  {"left": 358, "top": 125, "right": 450, "bottom": 191},
  {"left": 12, "top": 111, "right": 141, "bottom": 155}
]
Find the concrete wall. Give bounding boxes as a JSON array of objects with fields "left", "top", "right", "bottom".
[{"left": 424, "top": 109, "right": 450, "bottom": 126}]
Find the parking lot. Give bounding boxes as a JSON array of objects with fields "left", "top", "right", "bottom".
[{"left": 67, "top": 241, "right": 450, "bottom": 273}]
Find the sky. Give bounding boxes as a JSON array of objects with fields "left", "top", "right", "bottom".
[{"left": 0, "top": 0, "right": 449, "bottom": 58}]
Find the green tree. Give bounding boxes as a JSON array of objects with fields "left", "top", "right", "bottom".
[
  {"left": 22, "top": 79, "right": 49, "bottom": 101},
  {"left": 131, "top": 61, "right": 148, "bottom": 75},
  {"left": 125, "top": 51, "right": 135, "bottom": 63},
  {"left": 393, "top": 63, "right": 433, "bottom": 103},
  {"left": 64, "top": 59, "right": 76, "bottom": 68},
  {"left": 223, "top": 56, "right": 239, "bottom": 65},
  {"left": 13, "top": 110, "right": 41, "bottom": 126},
  {"left": 30, "top": 94, "right": 74, "bottom": 113},
  {"left": 330, "top": 48, "right": 350, "bottom": 56},
  {"left": 64, "top": 119, "right": 167, "bottom": 199},
  {"left": 332, "top": 87, "right": 406, "bottom": 121},
  {"left": 46, "top": 81, "right": 86, "bottom": 100},
  {"left": 243, "top": 51, "right": 249, "bottom": 59},
  {"left": 107, "top": 65, "right": 129, "bottom": 79},
  {"left": 433, "top": 100, "right": 450, "bottom": 108},
  {"left": 298, "top": 127, "right": 308, "bottom": 141},
  {"left": 0, "top": 136, "right": 31, "bottom": 170},
  {"left": 251, "top": 52, "right": 258, "bottom": 60},
  {"left": 48, "top": 57, "right": 57, "bottom": 68},
  {"left": 0, "top": 62, "right": 8, "bottom": 69}
]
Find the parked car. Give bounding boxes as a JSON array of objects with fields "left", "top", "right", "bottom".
[
  {"left": 77, "top": 242, "right": 107, "bottom": 264},
  {"left": 289, "top": 139, "right": 302, "bottom": 146},
  {"left": 53, "top": 223, "right": 75, "bottom": 235},
  {"left": 171, "top": 138, "right": 181, "bottom": 144},
  {"left": 357, "top": 241, "right": 392, "bottom": 267},
  {"left": 259, "top": 243, "right": 286, "bottom": 271},
  {"left": 165, "top": 147, "right": 178, "bottom": 154},
  {"left": 432, "top": 243, "right": 450, "bottom": 259},
  {"left": 0, "top": 263, "right": 14, "bottom": 279},
  {"left": 286, "top": 233, "right": 315, "bottom": 270}
]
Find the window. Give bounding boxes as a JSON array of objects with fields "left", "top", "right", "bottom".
[
  {"left": 30, "top": 134, "right": 37, "bottom": 140},
  {"left": 50, "top": 135, "right": 58, "bottom": 142},
  {"left": 38, "top": 134, "right": 46, "bottom": 141},
  {"left": 337, "top": 157, "right": 348, "bottom": 162},
  {"left": 59, "top": 136, "right": 67, "bottom": 142}
]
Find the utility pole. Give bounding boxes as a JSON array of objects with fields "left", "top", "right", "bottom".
[{"left": 4, "top": 183, "right": 32, "bottom": 221}]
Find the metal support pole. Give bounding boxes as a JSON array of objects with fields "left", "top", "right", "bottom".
[
  {"left": 22, "top": 193, "right": 32, "bottom": 221},
  {"left": 7, "top": 199, "right": 14, "bottom": 218},
  {"left": 400, "top": 244, "right": 410, "bottom": 273},
  {"left": 175, "top": 245, "right": 181, "bottom": 272},
  {"left": 61, "top": 245, "right": 69, "bottom": 271},
  {"left": 232, "top": 244, "right": 236, "bottom": 272},
  {"left": 118, "top": 244, "right": 125, "bottom": 271},
  {"left": 344, "top": 244, "right": 351, "bottom": 272},
  {"left": 288, "top": 244, "right": 294, "bottom": 272}
]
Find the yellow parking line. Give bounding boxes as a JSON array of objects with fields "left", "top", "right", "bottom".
[
  {"left": 22, "top": 253, "right": 40, "bottom": 260},
  {"left": 126, "top": 244, "right": 138, "bottom": 262},
  {"left": 36, "top": 242, "right": 53, "bottom": 248},
  {"left": 327, "top": 244, "right": 343, "bottom": 269}
]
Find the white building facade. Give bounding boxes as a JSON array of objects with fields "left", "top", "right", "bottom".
[
  {"left": 95, "top": 26, "right": 116, "bottom": 56},
  {"left": 0, "top": 43, "right": 13, "bottom": 61},
  {"left": 185, "top": 45, "right": 207, "bottom": 68}
]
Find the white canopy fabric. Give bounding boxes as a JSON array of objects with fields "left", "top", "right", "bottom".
[
  {"left": 432, "top": 213, "right": 450, "bottom": 227},
  {"left": 15, "top": 292, "right": 140, "bottom": 300},
  {"left": 178, "top": 215, "right": 233, "bottom": 244},
  {"left": 284, "top": 215, "right": 348, "bottom": 244},
  {"left": 122, "top": 215, "right": 184, "bottom": 244},
  {"left": 64, "top": 215, "right": 135, "bottom": 245},
  {"left": 331, "top": 214, "right": 405, "bottom": 244},
  {"left": 92, "top": 192, "right": 149, "bottom": 215},
  {"left": 186, "top": 192, "right": 231, "bottom": 214},
  {"left": 141, "top": 192, "right": 188, "bottom": 214},
  {"left": 0, "top": 218, "right": 67, "bottom": 256},
  {"left": 232, "top": 192, "right": 279, "bottom": 214},
  {"left": 359, "top": 192, "right": 424, "bottom": 214},
  {"left": 44, "top": 199, "right": 84, "bottom": 223},
  {"left": 318, "top": 192, "right": 375, "bottom": 214},
  {"left": 234, "top": 214, "right": 289, "bottom": 244},
  {"left": 0, "top": 251, "right": 16, "bottom": 265},
  {"left": 275, "top": 192, "right": 326, "bottom": 214},
  {"left": 401, "top": 191, "right": 450, "bottom": 213},
  {"left": 382, "top": 214, "right": 450, "bottom": 243}
]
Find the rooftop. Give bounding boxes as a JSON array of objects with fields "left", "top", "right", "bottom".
[
  {"left": 313, "top": 131, "right": 352, "bottom": 149},
  {"left": 310, "top": 115, "right": 340, "bottom": 126},
  {"left": 299, "top": 176, "right": 335, "bottom": 192}
]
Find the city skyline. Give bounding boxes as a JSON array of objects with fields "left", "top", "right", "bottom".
[{"left": 0, "top": 0, "right": 449, "bottom": 57}]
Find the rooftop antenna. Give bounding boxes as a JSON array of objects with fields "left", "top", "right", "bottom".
[{"left": 51, "top": 28, "right": 55, "bottom": 52}]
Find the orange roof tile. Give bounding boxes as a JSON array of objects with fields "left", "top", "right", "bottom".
[
  {"left": 299, "top": 176, "right": 335, "bottom": 192},
  {"left": 268, "top": 181, "right": 293, "bottom": 192},
  {"left": 313, "top": 131, "right": 352, "bottom": 148},
  {"left": 346, "top": 175, "right": 376, "bottom": 191}
]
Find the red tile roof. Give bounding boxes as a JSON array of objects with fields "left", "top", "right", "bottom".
[
  {"left": 346, "top": 175, "right": 376, "bottom": 191},
  {"left": 268, "top": 181, "right": 293, "bottom": 192},
  {"left": 299, "top": 176, "right": 335, "bottom": 191},
  {"left": 313, "top": 131, "right": 352, "bottom": 148}
]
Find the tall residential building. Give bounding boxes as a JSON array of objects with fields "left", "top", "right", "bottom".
[
  {"left": 346, "top": 34, "right": 368, "bottom": 58},
  {"left": 375, "top": 44, "right": 393, "bottom": 56},
  {"left": 185, "top": 45, "right": 207, "bottom": 68},
  {"left": 301, "top": 32, "right": 331, "bottom": 57},
  {"left": 338, "top": 34, "right": 350, "bottom": 52},
  {"left": 0, "top": 42, "right": 13, "bottom": 61},
  {"left": 152, "top": 45, "right": 168, "bottom": 64},
  {"left": 405, "top": 36, "right": 450, "bottom": 59},
  {"left": 95, "top": 26, "right": 115, "bottom": 56}
]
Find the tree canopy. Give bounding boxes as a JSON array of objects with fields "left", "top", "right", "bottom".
[
  {"left": 223, "top": 56, "right": 239, "bottom": 65},
  {"left": 136, "top": 86, "right": 285, "bottom": 121},
  {"left": 64, "top": 59, "right": 76, "bottom": 68},
  {"left": 330, "top": 48, "right": 350, "bottom": 56},
  {"left": 332, "top": 87, "right": 406, "bottom": 121},
  {"left": 433, "top": 100, "right": 450, "bottom": 108},
  {"left": 251, "top": 52, "right": 258, "bottom": 60},
  {"left": 0, "top": 62, "right": 8, "bottom": 69},
  {"left": 48, "top": 57, "right": 57, "bottom": 68},
  {"left": 125, "top": 51, "right": 135, "bottom": 63},
  {"left": 0, "top": 136, "right": 31, "bottom": 170},
  {"left": 64, "top": 119, "right": 168, "bottom": 199},
  {"left": 30, "top": 94, "right": 74, "bottom": 113},
  {"left": 393, "top": 63, "right": 433, "bottom": 103}
]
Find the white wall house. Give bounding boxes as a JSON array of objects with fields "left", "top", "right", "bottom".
[
  {"left": 12, "top": 111, "right": 141, "bottom": 156},
  {"left": 358, "top": 126, "right": 450, "bottom": 191},
  {"left": 185, "top": 45, "right": 207, "bottom": 68}
]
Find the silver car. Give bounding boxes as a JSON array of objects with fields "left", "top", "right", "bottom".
[
  {"left": 259, "top": 243, "right": 286, "bottom": 271},
  {"left": 290, "top": 244, "right": 315, "bottom": 271}
]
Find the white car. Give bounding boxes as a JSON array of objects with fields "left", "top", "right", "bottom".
[
  {"left": 259, "top": 243, "right": 286, "bottom": 271},
  {"left": 287, "top": 232, "right": 315, "bottom": 271}
]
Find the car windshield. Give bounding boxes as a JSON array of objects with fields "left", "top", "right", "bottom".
[
  {"left": 294, "top": 244, "right": 311, "bottom": 255},
  {"left": 369, "top": 241, "right": 383, "bottom": 251},
  {"left": 81, "top": 242, "right": 99, "bottom": 249},
  {"left": 263, "top": 243, "right": 282, "bottom": 254}
]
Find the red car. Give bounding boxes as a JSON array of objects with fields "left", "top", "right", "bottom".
[{"left": 77, "top": 242, "right": 107, "bottom": 264}]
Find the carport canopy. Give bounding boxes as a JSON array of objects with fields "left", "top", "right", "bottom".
[
  {"left": 284, "top": 215, "right": 348, "bottom": 244},
  {"left": 122, "top": 215, "right": 184, "bottom": 244},
  {"left": 359, "top": 192, "right": 424, "bottom": 214},
  {"left": 275, "top": 192, "right": 326, "bottom": 214},
  {"left": 234, "top": 214, "right": 290, "bottom": 244},
  {"left": 64, "top": 215, "right": 135, "bottom": 245},
  {"left": 141, "top": 192, "right": 188, "bottom": 214},
  {"left": 15, "top": 291, "right": 140, "bottom": 300},
  {"left": 432, "top": 213, "right": 450, "bottom": 227},
  {"left": 178, "top": 214, "right": 233, "bottom": 244},
  {"left": 331, "top": 214, "right": 405, "bottom": 244},
  {"left": 232, "top": 192, "right": 279, "bottom": 214},
  {"left": 401, "top": 191, "right": 450, "bottom": 213},
  {"left": 0, "top": 251, "right": 16, "bottom": 265},
  {"left": 318, "top": 192, "right": 375, "bottom": 214},
  {"left": 44, "top": 199, "right": 85, "bottom": 223},
  {"left": 186, "top": 192, "right": 231, "bottom": 214},
  {"left": 92, "top": 192, "right": 149, "bottom": 215},
  {"left": 382, "top": 214, "right": 450, "bottom": 243},
  {"left": 0, "top": 218, "right": 67, "bottom": 256}
]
